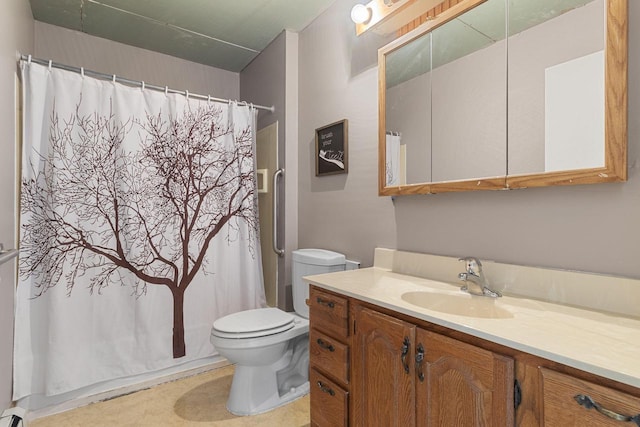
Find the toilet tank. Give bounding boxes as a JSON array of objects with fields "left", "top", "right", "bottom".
[{"left": 292, "top": 249, "right": 346, "bottom": 318}]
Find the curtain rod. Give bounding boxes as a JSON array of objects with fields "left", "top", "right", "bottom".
[{"left": 20, "top": 54, "right": 275, "bottom": 113}]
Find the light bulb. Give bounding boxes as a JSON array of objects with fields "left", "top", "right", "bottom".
[{"left": 350, "top": 4, "right": 371, "bottom": 24}]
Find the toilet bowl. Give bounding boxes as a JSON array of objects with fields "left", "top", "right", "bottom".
[
  {"left": 211, "top": 308, "right": 310, "bottom": 415},
  {"left": 210, "top": 248, "right": 346, "bottom": 416}
]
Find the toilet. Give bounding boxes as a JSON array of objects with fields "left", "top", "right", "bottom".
[{"left": 210, "top": 248, "right": 346, "bottom": 415}]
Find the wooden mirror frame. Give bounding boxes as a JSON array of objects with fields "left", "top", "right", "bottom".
[{"left": 378, "top": 0, "right": 627, "bottom": 196}]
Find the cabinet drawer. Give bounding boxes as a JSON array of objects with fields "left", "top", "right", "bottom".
[
  {"left": 311, "top": 368, "right": 349, "bottom": 427},
  {"left": 310, "top": 328, "right": 349, "bottom": 385},
  {"left": 309, "top": 287, "right": 349, "bottom": 338},
  {"left": 541, "top": 368, "right": 640, "bottom": 426}
]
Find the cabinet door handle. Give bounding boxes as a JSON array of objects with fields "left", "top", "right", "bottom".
[
  {"left": 316, "top": 338, "right": 335, "bottom": 352},
  {"left": 316, "top": 297, "right": 335, "bottom": 308},
  {"left": 415, "top": 343, "right": 425, "bottom": 382},
  {"left": 574, "top": 394, "right": 640, "bottom": 426},
  {"left": 317, "top": 381, "right": 336, "bottom": 396},
  {"left": 401, "top": 336, "right": 410, "bottom": 374}
]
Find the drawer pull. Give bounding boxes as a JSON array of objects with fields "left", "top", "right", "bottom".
[
  {"left": 574, "top": 394, "right": 640, "bottom": 426},
  {"left": 316, "top": 297, "right": 335, "bottom": 308},
  {"left": 401, "top": 336, "right": 410, "bottom": 374},
  {"left": 316, "top": 338, "right": 335, "bottom": 352},
  {"left": 317, "top": 381, "right": 336, "bottom": 396}
]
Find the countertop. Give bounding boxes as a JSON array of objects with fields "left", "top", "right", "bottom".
[{"left": 305, "top": 267, "right": 640, "bottom": 389}]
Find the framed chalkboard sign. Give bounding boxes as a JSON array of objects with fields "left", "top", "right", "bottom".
[{"left": 315, "top": 119, "right": 348, "bottom": 176}]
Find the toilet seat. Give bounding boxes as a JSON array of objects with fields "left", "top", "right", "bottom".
[{"left": 212, "top": 307, "right": 295, "bottom": 339}]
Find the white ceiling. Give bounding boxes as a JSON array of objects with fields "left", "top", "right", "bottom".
[{"left": 28, "top": 0, "right": 338, "bottom": 72}]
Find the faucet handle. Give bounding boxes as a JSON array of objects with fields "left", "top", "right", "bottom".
[{"left": 458, "top": 257, "right": 483, "bottom": 274}]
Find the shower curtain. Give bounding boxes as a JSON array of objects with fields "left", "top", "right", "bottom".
[{"left": 14, "top": 61, "right": 266, "bottom": 399}]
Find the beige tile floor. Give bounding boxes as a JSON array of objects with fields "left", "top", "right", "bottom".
[{"left": 30, "top": 365, "right": 310, "bottom": 427}]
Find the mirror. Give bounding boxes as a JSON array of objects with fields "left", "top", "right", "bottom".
[
  {"left": 384, "top": 29, "right": 432, "bottom": 186},
  {"left": 430, "top": 0, "right": 506, "bottom": 183},
  {"left": 508, "top": 0, "right": 606, "bottom": 176},
  {"left": 379, "top": 0, "right": 627, "bottom": 195}
]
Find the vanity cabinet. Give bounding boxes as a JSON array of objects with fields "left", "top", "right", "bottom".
[
  {"left": 351, "top": 305, "right": 514, "bottom": 426},
  {"left": 308, "top": 285, "right": 640, "bottom": 427},
  {"left": 309, "top": 287, "right": 351, "bottom": 426}
]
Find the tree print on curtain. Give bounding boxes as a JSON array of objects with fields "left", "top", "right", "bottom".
[
  {"left": 20, "top": 98, "right": 259, "bottom": 359},
  {"left": 15, "top": 63, "right": 265, "bottom": 399}
]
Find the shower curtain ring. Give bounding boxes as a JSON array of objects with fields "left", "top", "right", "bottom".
[
  {"left": 185, "top": 90, "right": 189, "bottom": 99},
  {"left": 48, "top": 60, "right": 52, "bottom": 71},
  {"left": 165, "top": 86, "right": 168, "bottom": 95},
  {"left": 141, "top": 81, "right": 145, "bottom": 91},
  {"left": 112, "top": 74, "right": 116, "bottom": 83},
  {"left": 27, "top": 55, "right": 32, "bottom": 64},
  {"left": 80, "top": 67, "right": 84, "bottom": 77}
]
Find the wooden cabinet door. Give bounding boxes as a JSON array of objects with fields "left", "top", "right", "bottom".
[
  {"left": 416, "top": 329, "right": 514, "bottom": 427},
  {"left": 352, "top": 306, "right": 416, "bottom": 427}
]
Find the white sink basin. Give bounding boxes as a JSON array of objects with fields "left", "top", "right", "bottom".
[{"left": 401, "top": 291, "right": 513, "bottom": 319}]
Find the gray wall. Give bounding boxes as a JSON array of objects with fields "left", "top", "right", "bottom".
[
  {"left": 0, "top": 0, "right": 34, "bottom": 410},
  {"left": 34, "top": 22, "right": 239, "bottom": 99},
  {"left": 241, "top": 32, "right": 286, "bottom": 140},
  {"left": 241, "top": 31, "right": 300, "bottom": 310},
  {"left": 298, "top": 0, "right": 640, "bottom": 280},
  {"left": 298, "top": 0, "right": 396, "bottom": 267}
]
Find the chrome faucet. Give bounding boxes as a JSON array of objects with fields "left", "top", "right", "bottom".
[{"left": 458, "top": 257, "right": 501, "bottom": 298}]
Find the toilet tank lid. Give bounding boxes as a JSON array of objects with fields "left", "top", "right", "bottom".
[{"left": 293, "top": 249, "right": 346, "bottom": 266}]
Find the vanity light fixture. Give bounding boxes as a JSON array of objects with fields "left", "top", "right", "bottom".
[
  {"left": 353, "top": 0, "right": 442, "bottom": 36},
  {"left": 351, "top": 4, "right": 372, "bottom": 24}
]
